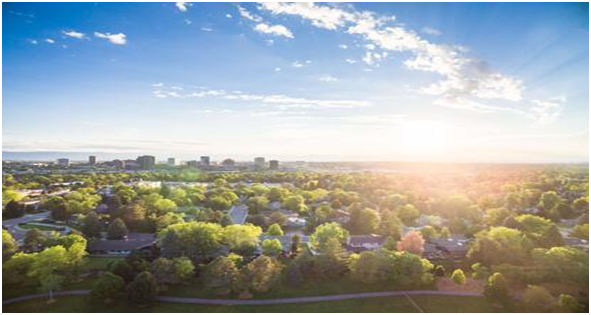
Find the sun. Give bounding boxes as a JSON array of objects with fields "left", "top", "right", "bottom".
[{"left": 397, "top": 121, "right": 452, "bottom": 155}]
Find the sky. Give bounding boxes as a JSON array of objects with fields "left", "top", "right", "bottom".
[{"left": 2, "top": 2, "right": 589, "bottom": 163}]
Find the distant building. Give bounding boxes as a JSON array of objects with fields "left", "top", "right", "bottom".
[
  {"left": 167, "top": 157, "right": 176, "bottom": 166},
  {"left": 136, "top": 155, "right": 155, "bottom": 170},
  {"left": 88, "top": 155, "right": 96, "bottom": 165},
  {"left": 200, "top": 156, "right": 210, "bottom": 167},
  {"left": 347, "top": 234, "right": 386, "bottom": 252},
  {"left": 269, "top": 160, "right": 279, "bottom": 170},
  {"left": 112, "top": 159, "right": 125, "bottom": 169},
  {"left": 254, "top": 157, "right": 266, "bottom": 169},
  {"left": 221, "top": 158, "right": 235, "bottom": 166},
  {"left": 57, "top": 158, "right": 70, "bottom": 167},
  {"left": 87, "top": 233, "right": 156, "bottom": 256},
  {"left": 187, "top": 160, "right": 199, "bottom": 168}
]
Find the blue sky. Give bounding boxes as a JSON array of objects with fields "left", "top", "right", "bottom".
[{"left": 3, "top": 2, "right": 589, "bottom": 162}]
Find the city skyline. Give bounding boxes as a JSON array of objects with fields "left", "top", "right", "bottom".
[{"left": 3, "top": 2, "right": 589, "bottom": 163}]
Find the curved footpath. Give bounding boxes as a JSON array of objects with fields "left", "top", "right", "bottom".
[{"left": 3, "top": 290, "right": 481, "bottom": 306}]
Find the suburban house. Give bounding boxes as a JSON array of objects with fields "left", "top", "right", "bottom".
[
  {"left": 425, "top": 235, "right": 471, "bottom": 259},
  {"left": 228, "top": 204, "right": 248, "bottom": 225},
  {"left": 87, "top": 233, "right": 157, "bottom": 256},
  {"left": 346, "top": 234, "right": 386, "bottom": 252}
]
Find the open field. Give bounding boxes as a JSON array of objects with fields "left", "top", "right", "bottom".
[{"left": 3, "top": 295, "right": 495, "bottom": 313}]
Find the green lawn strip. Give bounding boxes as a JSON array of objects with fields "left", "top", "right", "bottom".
[
  {"left": 17, "top": 223, "right": 65, "bottom": 231},
  {"left": 5, "top": 295, "right": 457, "bottom": 313},
  {"left": 411, "top": 295, "right": 495, "bottom": 313}
]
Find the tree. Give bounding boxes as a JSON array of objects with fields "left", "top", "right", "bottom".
[
  {"left": 246, "top": 196, "right": 269, "bottom": 214},
  {"left": 283, "top": 195, "right": 307, "bottom": 213},
  {"left": 350, "top": 249, "right": 433, "bottom": 285},
  {"left": 570, "top": 224, "right": 589, "bottom": 239},
  {"left": 451, "top": 269, "right": 466, "bottom": 285},
  {"left": 522, "top": 285, "right": 554, "bottom": 312},
  {"left": 396, "top": 231, "right": 425, "bottom": 256},
  {"left": 172, "top": 256, "right": 194, "bottom": 283},
  {"left": 266, "top": 223, "right": 284, "bottom": 236},
  {"left": 204, "top": 256, "right": 238, "bottom": 293},
  {"left": 531, "top": 246, "right": 588, "bottom": 285},
  {"left": 267, "top": 187, "right": 289, "bottom": 202},
  {"left": 379, "top": 210, "right": 403, "bottom": 239},
  {"left": 440, "top": 226, "right": 451, "bottom": 239},
  {"left": 557, "top": 294, "right": 581, "bottom": 312},
  {"left": 397, "top": 204, "right": 420, "bottom": 225},
  {"left": 3, "top": 200, "right": 24, "bottom": 219},
  {"left": 23, "top": 228, "right": 48, "bottom": 253},
  {"left": 382, "top": 236, "right": 398, "bottom": 251},
  {"left": 311, "top": 222, "right": 349, "bottom": 251},
  {"left": 155, "top": 212, "right": 185, "bottom": 231},
  {"left": 107, "top": 218, "right": 129, "bottom": 240},
  {"left": 127, "top": 271, "right": 158, "bottom": 306},
  {"left": 539, "top": 191, "right": 562, "bottom": 211},
  {"left": 239, "top": 255, "right": 283, "bottom": 293},
  {"left": 2, "top": 189, "right": 23, "bottom": 206},
  {"left": 223, "top": 224, "right": 262, "bottom": 255},
  {"left": 284, "top": 262, "right": 303, "bottom": 287},
  {"left": 91, "top": 272, "right": 125, "bottom": 304},
  {"left": 261, "top": 238, "right": 283, "bottom": 256},
  {"left": 2, "top": 229, "right": 17, "bottom": 261},
  {"left": 434, "top": 265, "right": 445, "bottom": 277},
  {"left": 290, "top": 234, "right": 301, "bottom": 255},
  {"left": 268, "top": 211, "right": 287, "bottom": 226},
  {"left": 40, "top": 274, "right": 64, "bottom": 302},
  {"left": 46, "top": 197, "right": 71, "bottom": 222},
  {"left": 470, "top": 262, "right": 490, "bottom": 280},
  {"left": 207, "top": 196, "right": 232, "bottom": 211},
  {"left": 484, "top": 273, "right": 510, "bottom": 306},
  {"left": 82, "top": 212, "right": 103, "bottom": 238},
  {"left": 467, "top": 227, "right": 530, "bottom": 266},
  {"left": 349, "top": 207, "right": 380, "bottom": 234},
  {"left": 420, "top": 226, "right": 438, "bottom": 241},
  {"left": 158, "top": 222, "right": 224, "bottom": 261},
  {"left": 149, "top": 257, "right": 174, "bottom": 289}
]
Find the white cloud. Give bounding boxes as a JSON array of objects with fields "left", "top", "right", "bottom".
[
  {"left": 345, "top": 59, "right": 357, "bottom": 64},
  {"left": 226, "top": 13, "right": 233, "bottom": 19},
  {"left": 176, "top": 2, "right": 191, "bottom": 12},
  {"left": 292, "top": 61, "right": 305, "bottom": 68},
  {"left": 45, "top": 38, "right": 55, "bottom": 44},
  {"left": 274, "top": 67, "right": 282, "bottom": 72},
  {"left": 94, "top": 32, "right": 127, "bottom": 45},
  {"left": 259, "top": 3, "right": 525, "bottom": 113},
  {"left": 152, "top": 84, "right": 369, "bottom": 109},
  {"left": 254, "top": 23, "right": 294, "bottom": 38},
  {"left": 201, "top": 27, "right": 213, "bottom": 32},
  {"left": 266, "top": 39, "right": 275, "bottom": 45},
  {"left": 318, "top": 74, "right": 339, "bottom": 82},
  {"left": 237, "top": 5, "right": 263, "bottom": 23},
  {"left": 28, "top": 39, "right": 38, "bottom": 44},
  {"left": 184, "top": 19, "right": 192, "bottom": 25},
  {"left": 529, "top": 97, "right": 565, "bottom": 125},
  {"left": 422, "top": 27, "right": 441, "bottom": 36},
  {"left": 62, "top": 30, "right": 86, "bottom": 39},
  {"left": 339, "top": 44, "right": 348, "bottom": 49}
]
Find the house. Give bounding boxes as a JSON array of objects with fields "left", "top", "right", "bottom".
[
  {"left": 347, "top": 234, "right": 386, "bottom": 252},
  {"left": 428, "top": 235, "right": 471, "bottom": 259},
  {"left": 564, "top": 237, "right": 589, "bottom": 251},
  {"left": 228, "top": 204, "right": 248, "bottom": 224},
  {"left": 87, "top": 233, "right": 156, "bottom": 256}
]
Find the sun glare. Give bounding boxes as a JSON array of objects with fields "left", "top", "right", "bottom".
[{"left": 397, "top": 121, "right": 451, "bottom": 155}]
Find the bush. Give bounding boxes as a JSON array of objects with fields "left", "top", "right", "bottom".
[{"left": 451, "top": 269, "right": 466, "bottom": 285}]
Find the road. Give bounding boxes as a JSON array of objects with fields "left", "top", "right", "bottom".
[
  {"left": 2, "top": 211, "right": 50, "bottom": 241},
  {"left": 3, "top": 289, "right": 482, "bottom": 306}
]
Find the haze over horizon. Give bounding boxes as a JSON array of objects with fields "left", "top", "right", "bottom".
[{"left": 3, "top": 2, "right": 589, "bottom": 163}]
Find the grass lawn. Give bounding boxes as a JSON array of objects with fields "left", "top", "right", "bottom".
[
  {"left": 17, "top": 223, "right": 65, "bottom": 231},
  {"left": 3, "top": 294, "right": 494, "bottom": 313}
]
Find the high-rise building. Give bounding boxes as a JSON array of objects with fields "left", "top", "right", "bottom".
[
  {"left": 254, "top": 157, "right": 265, "bottom": 169},
  {"left": 136, "top": 155, "right": 156, "bottom": 170},
  {"left": 89, "top": 155, "right": 96, "bottom": 165},
  {"left": 167, "top": 157, "right": 176, "bottom": 166},
  {"left": 200, "top": 156, "right": 210, "bottom": 166},
  {"left": 57, "top": 158, "right": 69, "bottom": 167},
  {"left": 113, "top": 159, "right": 125, "bottom": 169},
  {"left": 269, "top": 160, "right": 279, "bottom": 170}
]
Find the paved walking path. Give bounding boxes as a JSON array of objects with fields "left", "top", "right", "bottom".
[{"left": 3, "top": 289, "right": 481, "bottom": 306}]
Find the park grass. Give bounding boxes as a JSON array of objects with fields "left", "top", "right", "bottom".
[
  {"left": 3, "top": 294, "right": 494, "bottom": 313},
  {"left": 17, "top": 223, "right": 65, "bottom": 231}
]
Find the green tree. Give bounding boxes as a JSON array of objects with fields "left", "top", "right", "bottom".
[
  {"left": 522, "top": 285, "right": 554, "bottom": 312},
  {"left": 2, "top": 229, "right": 17, "bottom": 261},
  {"left": 40, "top": 274, "right": 64, "bottom": 302},
  {"left": 158, "top": 222, "right": 224, "bottom": 261},
  {"left": 223, "top": 224, "right": 262, "bottom": 255},
  {"left": 379, "top": 210, "right": 403, "bottom": 239},
  {"left": 172, "top": 256, "right": 194, "bottom": 283},
  {"left": 349, "top": 207, "right": 380, "bottom": 234},
  {"left": 24, "top": 228, "right": 48, "bottom": 252},
  {"left": 239, "top": 255, "right": 283, "bottom": 293},
  {"left": 3, "top": 200, "right": 24, "bottom": 219},
  {"left": 557, "top": 294, "right": 581, "bottom": 312},
  {"left": 266, "top": 223, "right": 284, "bottom": 236},
  {"left": 467, "top": 227, "right": 530, "bottom": 266},
  {"left": 107, "top": 218, "right": 129, "bottom": 240},
  {"left": 261, "top": 238, "right": 283, "bottom": 256},
  {"left": 283, "top": 195, "right": 307, "bottom": 213},
  {"left": 483, "top": 273, "right": 510, "bottom": 306},
  {"left": 149, "top": 257, "right": 174, "bottom": 288},
  {"left": 91, "top": 272, "right": 125, "bottom": 304},
  {"left": 82, "top": 212, "right": 103, "bottom": 238},
  {"left": 268, "top": 211, "right": 287, "bottom": 226},
  {"left": 311, "top": 222, "right": 349, "bottom": 251},
  {"left": 267, "top": 187, "right": 289, "bottom": 202},
  {"left": 290, "top": 234, "right": 301, "bottom": 255},
  {"left": 46, "top": 197, "right": 71, "bottom": 222},
  {"left": 127, "top": 271, "right": 158, "bottom": 306},
  {"left": 451, "top": 269, "right": 466, "bottom": 285},
  {"left": 397, "top": 204, "right": 420, "bottom": 225},
  {"left": 246, "top": 196, "right": 269, "bottom": 214},
  {"left": 204, "top": 256, "right": 238, "bottom": 293},
  {"left": 382, "top": 236, "right": 398, "bottom": 251},
  {"left": 470, "top": 262, "right": 490, "bottom": 280},
  {"left": 420, "top": 226, "right": 438, "bottom": 241},
  {"left": 570, "top": 224, "right": 589, "bottom": 239}
]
